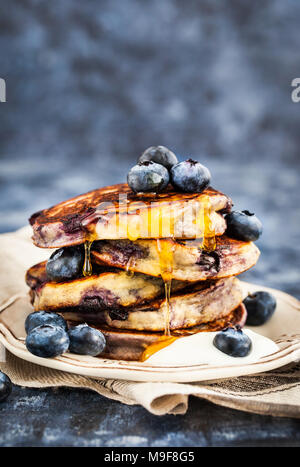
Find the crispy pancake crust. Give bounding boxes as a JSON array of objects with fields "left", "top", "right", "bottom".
[
  {"left": 65, "top": 303, "right": 247, "bottom": 361},
  {"left": 29, "top": 183, "right": 232, "bottom": 248},
  {"left": 92, "top": 235, "right": 260, "bottom": 281}
]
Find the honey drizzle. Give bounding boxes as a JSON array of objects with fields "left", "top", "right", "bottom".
[
  {"left": 156, "top": 238, "right": 175, "bottom": 336},
  {"left": 127, "top": 217, "right": 140, "bottom": 242},
  {"left": 140, "top": 336, "right": 178, "bottom": 362},
  {"left": 202, "top": 196, "right": 216, "bottom": 252},
  {"left": 194, "top": 195, "right": 216, "bottom": 252},
  {"left": 141, "top": 196, "right": 216, "bottom": 362},
  {"left": 83, "top": 241, "right": 93, "bottom": 276},
  {"left": 125, "top": 256, "right": 135, "bottom": 277},
  {"left": 140, "top": 237, "right": 178, "bottom": 361}
]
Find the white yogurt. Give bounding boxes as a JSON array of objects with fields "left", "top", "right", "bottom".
[{"left": 143, "top": 329, "right": 279, "bottom": 366}]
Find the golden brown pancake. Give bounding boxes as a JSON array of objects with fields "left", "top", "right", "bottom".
[
  {"left": 29, "top": 183, "right": 232, "bottom": 248},
  {"left": 92, "top": 235, "right": 260, "bottom": 281},
  {"left": 26, "top": 261, "right": 189, "bottom": 312},
  {"left": 61, "top": 277, "right": 243, "bottom": 332},
  {"left": 65, "top": 303, "right": 247, "bottom": 361}
]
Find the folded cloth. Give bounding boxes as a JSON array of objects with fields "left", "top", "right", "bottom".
[
  {"left": 1, "top": 349, "right": 300, "bottom": 416},
  {"left": 1, "top": 227, "right": 300, "bottom": 417}
]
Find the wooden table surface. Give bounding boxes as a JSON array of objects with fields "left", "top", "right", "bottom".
[{"left": 0, "top": 386, "right": 300, "bottom": 447}]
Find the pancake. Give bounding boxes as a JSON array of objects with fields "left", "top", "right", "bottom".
[
  {"left": 58, "top": 277, "right": 243, "bottom": 332},
  {"left": 26, "top": 261, "right": 189, "bottom": 313},
  {"left": 92, "top": 235, "right": 260, "bottom": 281},
  {"left": 65, "top": 303, "right": 247, "bottom": 361},
  {"left": 29, "top": 183, "right": 232, "bottom": 248}
]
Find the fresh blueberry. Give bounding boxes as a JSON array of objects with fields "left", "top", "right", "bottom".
[
  {"left": 68, "top": 324, "right": 106, "bottom": 356},
  {"left": 244, "top": 291, "right": 276, "bottom": 326},
  {"left": 127, "top": 161, "right": 169, "bottom": 193},
  {"left": 213, "top": 327, "right": 252, "bottom": 357},
  {"left": 138, "top": 146, "right": 178, "bottom": 170},
  {"left": 46, "top": 245, "right": 84, "bottom": 282},
  {"left": 170, "top": 159, "right": 211, "bottom": 193},
  {"left": 25, "top": 311, "right": 68, "bottom": 334},
  {"left": 0, "top": 371, "right": 12, "bottom": 402},
  {"left": 26, "top": 325, "right": 70, "bottom": 358},
  {"left": 225, "top": 210, "right": 263, "bottom": 242}
]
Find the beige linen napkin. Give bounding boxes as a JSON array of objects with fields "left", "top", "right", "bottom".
[{"left": 1, "top": 226, "right": 300, "bottom": 417}]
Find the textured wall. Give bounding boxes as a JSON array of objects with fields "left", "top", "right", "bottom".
[{"left": 0, "top": 0, "right": 299, "bottom": 296}]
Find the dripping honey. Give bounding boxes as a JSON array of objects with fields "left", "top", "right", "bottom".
[
  {"left": 156, "top": 237, "right": 175, "bottom": 337},
  {"left": 82, "top": 232, "right": 98, "bottom": 277},
  {"left": 83, "top": 241, "right": 93, "bottom": 277},
  {"left": 141, "top": 196, "right": 216, "bottom": 361},
  {"left": 140, "top": 335, "right": 178, "bottom": 362},
  {"left": 143, "top": 237, "right": 178, "bottom": 361},
  {"left": 157, "top": 207, "right": 174, "bottom": 336},
  {"left": 125, "top": 256, "right": 135, "bottom": 277},
  {"left": 127, "top": 217, "right": 141, "bottom": 241},
  {"left": 140, "top": 327, "right": 207, "bottom": 361},
  {"left": 202, "top": 197, "right": 216, "bottom": 251},
  {"left": 194, "top": 195, "right": 216, "bottom": 252}
]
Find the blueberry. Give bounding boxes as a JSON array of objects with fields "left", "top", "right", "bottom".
[
  {"left": 25, "top": 311, "right": 68, "bottom": 334},
  {"left": 170, "top": 159, "right": 211, "bottom": 193},
  {"left": 127, "top": 161, "right": 169, "bottom": 193},
  {"left": 138, "top": 146, "right": 178, "bottom": 170},
  {"left": 68, "top": 324, "right": 106, "bottom": 356},
  {"left": 0, "top": 371, "right": 12, "bottom": 402},
  {"left": 213, "top": 327, "right": 252, "bottom": 357},
  {"left": 46, "top": 245, "right": 84, "bottom": 282},
  {"left": 244, "top": 291, "right": 276, "bottom": 326},
  {"left": 225, "top": 210, "right": 262, "bottom": 242},
  {"left": 26, "top": 325, "right": 70, "bottom": 358}
]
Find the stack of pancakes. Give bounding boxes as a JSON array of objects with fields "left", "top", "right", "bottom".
[{"left": 26, "top": 183, "right": 260, "bottom": 360}]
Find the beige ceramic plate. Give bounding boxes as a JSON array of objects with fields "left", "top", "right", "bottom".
[{"left": 0, "top": 281, "right": 300, "bottom": 382}]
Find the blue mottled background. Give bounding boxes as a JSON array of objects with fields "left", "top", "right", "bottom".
[{"left": 0, "top": 0, "right": 299, "bottom": 301}]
